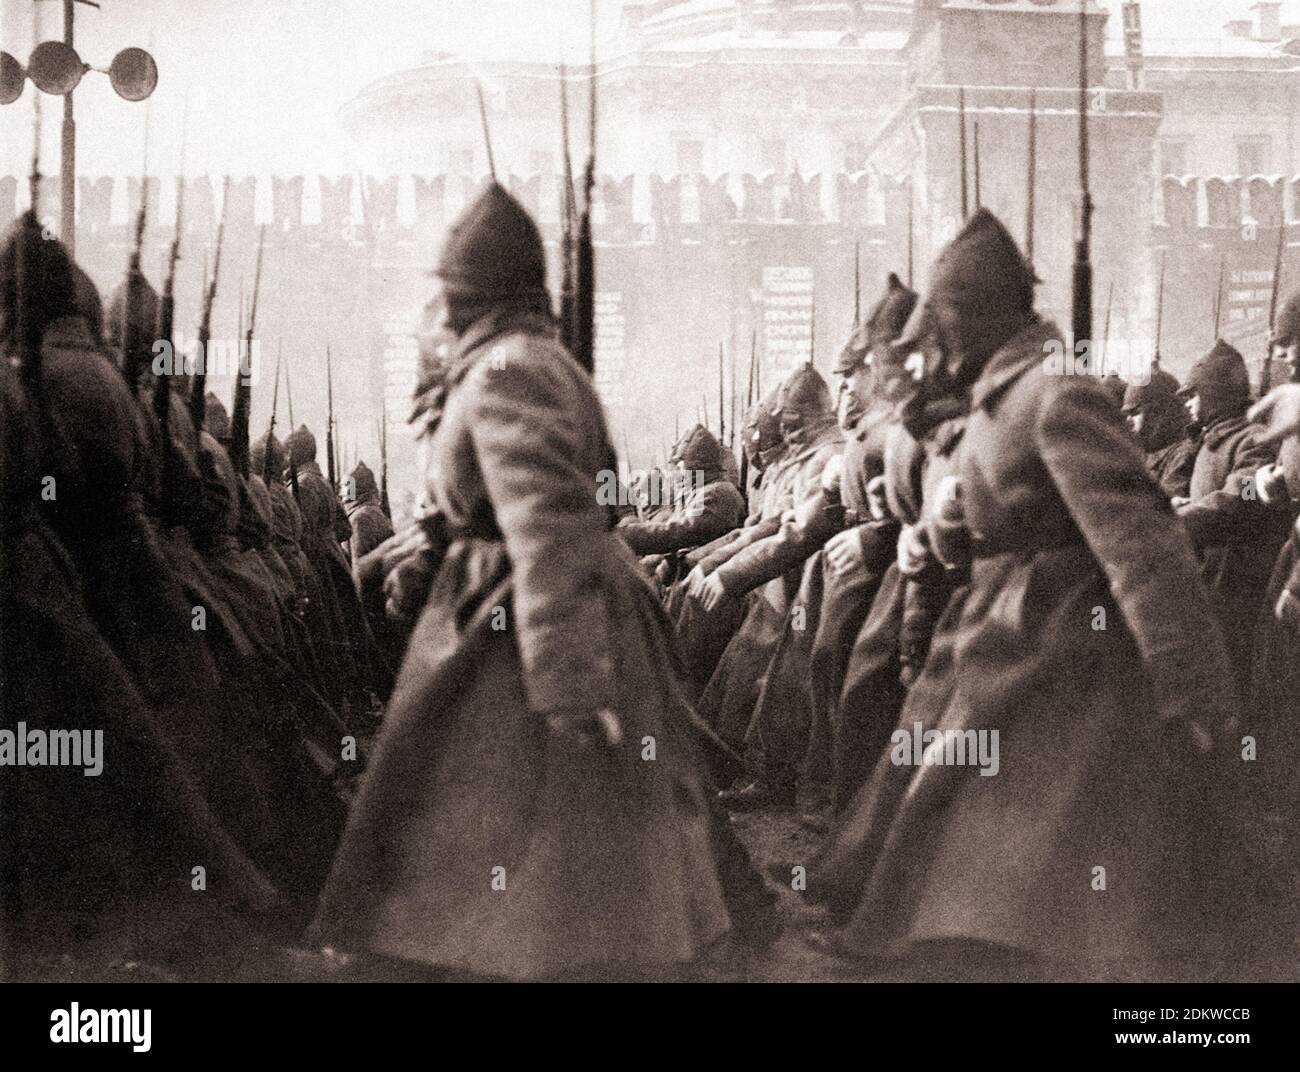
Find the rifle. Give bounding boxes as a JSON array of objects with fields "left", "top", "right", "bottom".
[
  {"left": 1026, "top": 88, "right": 1037, "bottom": 265},
  {"left": 907, "top": 181, "right": 915, "bottom": 288},
  {"left": 1154, "top": 250, "right": 1166, "bottom": 367},
  {"left": 326, "top": 344, "right": 337, "bottom": 489},
  {"left": 155, "top": 172, "right": 184, "bottom": 453},
  {"left": 808, "top": 289, "right": 816, "bottom": 368},
  {"left": 121, "top": 136, "right": 151, "bottom": 395},
  {"left": 739, "top": 330, "right": 756, "bottom": 499},
  {"left": 718, "top": 341, "right": 726, "bottom": 445},
  {"left": 1101, "top": 279, "right": 1115, "bottom": 375},
  {"left": 190, "top": 175, "right": 231, "bottom": 438},
  {"left": 972, "top": 118, "right": 982, "bottom": 214},
  {"left": 476, "top": 79, "right": 497, "bottom": 182},
  {"left": 1264, "top": 223, "right": 1287, "bottom": 394},
  {"left": 572, "top": 0, "right": 598, "bottom": 375},
  {"left": 380, "top": 394, "right": 391, "bottom": 519},
  {"left": 1071, "top": 2, "right": 1094, "bottom": 368},
  {"left": 853, "top": 240, "right": 861, "bottom": 327},
  {"left": 284, "top": 355, "right": 300, "bottom": 500},
  {"left": 958, "top": 85, "right": 969, "bottom": 221},
  {"left": 1212, "top": 252, "right": 1226, "bottom": 340},
  {"left": 558, "top": 60, "right": 578, "bottom": 353},
  {"left": 229, "top": 224, "right": 267, "bottom": 478},
  {"left": 262, "top": 341, "right": 283, "bottom": 484},
  {"left": 730, "top": 335, "right": 738, "bottom": 448}
]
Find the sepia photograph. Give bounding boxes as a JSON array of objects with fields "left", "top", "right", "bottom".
[{"left": 0, "top": 0, "right": 1296, "bottom": 1054}]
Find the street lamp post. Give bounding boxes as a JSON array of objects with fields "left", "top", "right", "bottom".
[
  {"left": 1, "top": 0, "right": 156, "bottom": 253},
  {"left": 61, "top": 0, "right": 76, "bottom": 252}
]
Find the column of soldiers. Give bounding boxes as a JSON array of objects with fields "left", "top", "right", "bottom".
[
  {"left": 0, "top": 207, "right": 392, "bottom": 977},
  {"left": 7, "top": 173, "right": 1300, "bottom": 982},
  {"left": 617, "top": 207, "right": 1300, "bottom": 982}
]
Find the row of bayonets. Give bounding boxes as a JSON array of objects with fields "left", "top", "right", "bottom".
[
  {"left": 136, "top": 173, "right": 389, "bottom": 513},
  {"left": 663, "top": 2, "right": 1289, "bottom": 463}
]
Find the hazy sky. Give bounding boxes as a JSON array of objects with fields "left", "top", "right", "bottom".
[
  {"left": 0, "top": 0, "right": 624, "bottom": 179},
  {"left": 0, "top": 0, "right": 1292, "bottom": 180}
]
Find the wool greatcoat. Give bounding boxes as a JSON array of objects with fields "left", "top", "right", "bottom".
[{"left": 312, "top": 309, "right": 732, "bottom": 979}]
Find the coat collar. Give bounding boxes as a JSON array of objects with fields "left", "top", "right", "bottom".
[
  {"left": 969, "top": 319, "right": 1060, "bottom": 413},
  {"left": 1201, "top": 413, "right": 1250, "bottom": 450},
  {"left": 451, "top": 307, "right": 558, "bottom": 382},
  {"left": 43, "top": 315, "right": 100, "bottom": 352}
]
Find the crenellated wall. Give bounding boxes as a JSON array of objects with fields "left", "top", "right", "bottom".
[{"left": 10, "top": 165, "right": 1287, "bottom": 523}]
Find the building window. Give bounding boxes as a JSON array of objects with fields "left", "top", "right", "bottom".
[
  {"left": 676, "top": 139, "right": 704, "bottom": 174},
  {"left": 763, "top": 139, "right": 787, "bottom": 175},
  {"left": 845, "top": 140, "right": 868, "bottom": 173},
  {"left": 1237, "top": 136, "right": 1271, "bottom": 176},
  {"left": 1159, "top": 140, "right": 1188, "bottom": 176}
]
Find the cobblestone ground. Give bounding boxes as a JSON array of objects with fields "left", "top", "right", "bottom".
[{"left": 11, "top": 808, "right": 1300, "bottom": 982}]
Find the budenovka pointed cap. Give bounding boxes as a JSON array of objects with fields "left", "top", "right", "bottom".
[
  {"left": 1274, "top": 289, "right": 1300, "bottom": 348},
  {"left": 671, "top": 423, "right": 724, "bottom": 475},
  {"left": 1123, "top": 365, "right": 1181, "bottom": 412},
  {"left": 926, "top": 207, "right": 1037, "bottom": 385},
  {"left": 836, "top": 272, "right": 919, "bottom": 374},
  {"left": 1180, "top": 338, "right": 1251, "bottom": 415},
  {"left": 107, "top": 273, "right": 160, "bottom": 347},
  {"left": 435, "top": 182, "right": 547, "bottom": 303},
  {"left": 204, "top": 392, "right": 230, "bottom": 439},
  {"left": 349, "top": 460, "right": 379, "bottom": 499},
  {"left": 251, "top": 430, "right": 285, "bottom": 478},
  {"left": 285, "top": 423, "right": 317, "bottom": 467},
  {"left": 779, "top": 363, "right": 833, "bottom": 417}
]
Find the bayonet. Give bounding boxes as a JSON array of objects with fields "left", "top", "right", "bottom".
[
  {"left": 229, "top": 224, "right": 266, "bottom": 478},
  {"left": 1264, "top": 222, "right": 1287, "bottom": 393},
  {"left": 262, "top": 341, "right": 282, "bottom": 484},
  {"left": 958, "top": 85, "right": 969, "bottom": 220},
  {"left": 853, "top": 240, "right": 861, "bottom": 327},
  {"left": 1154, "top": 250, "right": 1166, "bottom": 367},
  {"left": 572, "top": 0, "right": 598, "bottom": 374},
  {"left": 558, "top": 60, "right": 578, "bottom": 353},
  {"left": 380, "top": 394, "right": 391, "bottom": 519},
  {"left": 121, "top": 121, "right": 152, "bottom": 395},
  {"left": 476, "top": 79, "right": 497, "bottom": 183},
  {"left": 326, "top": 344, "right": 337, "bottom": 489},
  {"left": 1071, "top": 2, "right": 1094, "bottom": 367},
  {"left": 1026, "top": 87, "right": 1037, "bottom": 265},
  {"left": 1213, "top": 252, "right": 1226, "bottom": 340},
  {"left": 190, "top": 175, "right": 230, "bottom": 438}
]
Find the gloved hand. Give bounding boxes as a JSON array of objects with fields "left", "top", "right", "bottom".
[
  {"left": 825, "top": 527, "right": 865, "bottom": 578},
  {"left": 697, "top": 571, "right": 729, "bottom": 612},
  {"left": 896, "top": 524, "right": 931, "bottom": 577},
  {"left": 546, "top": 707, "right": 623, "bottom": 752},
  {"left": 1249, "top": 383, "right": 1300, "bottom": 447},
  {"left": 1255, "top": 463, "right": 1288, "bottom": 506}
]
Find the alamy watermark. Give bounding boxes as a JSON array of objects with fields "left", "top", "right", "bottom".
[
  {"left": 598, "top": 468, "right": 707, "bottom": 510},
  {"left": 890, "top": 721, "right": 999, "bottom": 776},
  {"left": 0, "top": 723, "right": 103, "bottom": 777},
  {"left": 1042, "top": 338, "right": 1157, "bottom": 385},
  {"left": 151, "top": 329, "right": 263, "bottom": 386}
]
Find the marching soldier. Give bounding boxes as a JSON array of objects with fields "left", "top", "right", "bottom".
[
  {"left": 812, "top": 209, "right": 1244, "bottom": 982},
  {"left": 1175, "top": 340, "right": 1290, "bottom": 692},
  {"left": 1122, "top": 364, "right": 1197, "bottom": 500},
  {"left": 312, "top": 183, "right": 759, "bottom": 980}
]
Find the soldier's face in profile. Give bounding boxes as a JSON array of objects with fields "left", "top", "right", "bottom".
[{"left": 1285, "top": 341, "right": 1300, "bottom": 379}]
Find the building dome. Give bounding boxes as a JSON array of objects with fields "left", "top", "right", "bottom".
[{"left": 623, "top": 1, "right": 913, "bottom": 52}]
